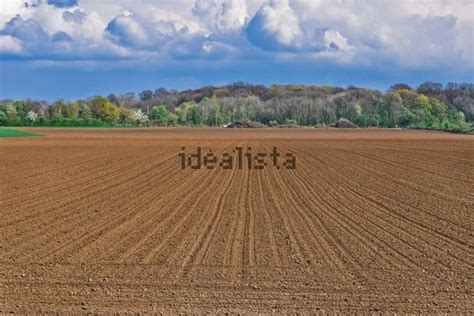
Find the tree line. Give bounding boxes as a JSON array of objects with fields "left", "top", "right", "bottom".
[{"left": 1, "top": 82, "right": 472, "bottom": 133}]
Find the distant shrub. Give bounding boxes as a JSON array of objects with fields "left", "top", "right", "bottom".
[
  {"left": 269, "top": 120, "right": 278, "bottom": 127},
  {"left": 284, "top": 119, "right": 298, "bottom": 126}
]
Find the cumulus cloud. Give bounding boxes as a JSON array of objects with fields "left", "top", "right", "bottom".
[
  {"left": 246, "top": 0, "right": 303, "bottom": 51},
  {"left": 288, "top": 0, "right": 474, "bottom": 67},
  {"left": 1, "top": 15, "right": 49, "bottom": 43},
  {"left": 0, "top": 35, "right": 23, "bottom": 54},
  {"left": 0, "top": 2, "right": 128, "bottom": 59},
  {"left": 323, "top": 30, "right": 351, "bottom": 52},
  {"left": 245, "top": 0, "right": 354, "bottom": 57},
  {"left": 193, "top": 0, "right": 248, "bottom": 34},
  {"left": 385, "top": 14, "right": 459, "bottom": 67},
  {"left": 62, "top": 9, "right": 86, "bottom": 23},
  {"left": 106, "top": 12, "right": 149, "bottom": 48},
  {"left": 0, "top": 0, "right": 472, "bottom": 70},
  {"left": 52, "top": 30, "right": 72, "bottom": 42}
]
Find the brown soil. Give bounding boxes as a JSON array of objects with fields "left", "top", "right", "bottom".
[{"left": 1, "top": 128, "right": 473, "bottom": 313}]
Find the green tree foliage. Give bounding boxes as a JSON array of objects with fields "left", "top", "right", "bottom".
[
  {"left": 119, "top": 107, "right": 135, "bottom": 125},
  {"left": 90, "top": 97, "right": 120, "bottom": 124},
  {"left": 0, "top": 110, "right": 7, "bottom": 125},
  {"left": 186, "top": 104, "right": 201, "bottom": 126},
  {"left": 64, "top": 102, "right": 80, "bottom": 120},
  {"left": 415, "top": 95, "right": 431, "bottom": 113},
  {"left": 5, "top": 104, "right": 18, "bottom": 124},
  {"left": 429, "top": 97, "right": 447, "bottom": 117},
  {"left": 175, "top": 105, "right": 187, "bottom": 125},
  {"left": 79, "top": 103, "right": 93, "bottom": 120},
  {"left": 0, "top": 82, "right": 471, "bottom": 132},
  {"left": 101, "top": 103, "right": 120, "bottom": 124},
  {"left": 150, "top": 105, "right": 173, "bottom": 126}
]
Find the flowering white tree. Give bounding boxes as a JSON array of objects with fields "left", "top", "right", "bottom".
[
  {"left": 26, "top": 110, "right": 38, "bottom": 123},
  {"left": 5, "top": 104, "right": 17, "bottom": 119},
  {"left": 134, "top": 109, "right": 149, "bottom": 125}
]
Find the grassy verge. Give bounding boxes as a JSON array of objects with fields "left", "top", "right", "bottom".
[{"left": 0, "top": 127, "right": 43, "bottom": 138}]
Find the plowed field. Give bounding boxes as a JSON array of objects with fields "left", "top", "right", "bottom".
[{"left": 1, "top": 128, "right": 473, "bottom": 313}]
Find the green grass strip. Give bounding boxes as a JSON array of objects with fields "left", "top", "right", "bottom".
[{"left": 0, "top": 127, "right": 43, "bottom": 138}]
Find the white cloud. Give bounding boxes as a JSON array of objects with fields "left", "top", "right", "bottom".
[
  {"left": 0, "top": 0, "right": 472, "bottom": 70},
  {"left": 0, "top": 35, "right": 23, "bottom": 54},
  {"left": 193, "top": 0, "right": 248, "bottom": 34},
  {"left": 106, "top": 12, "right": 148, "bottom": 47},
  {"left": 323, "top": 30, "right": 351, "bottom": 52},
  {"left": 289, "top": 0, "right": 474, "bottom": 68},
  {"left": 246, "top": 0, "right": 303, "bottom": 50},
  {"left": 0, "top": 0, "right": 25, "bottom": 27}
]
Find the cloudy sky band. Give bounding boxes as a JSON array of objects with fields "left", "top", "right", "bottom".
[{"left": 0, "top": 0, "right": 472, "bottom": 99}]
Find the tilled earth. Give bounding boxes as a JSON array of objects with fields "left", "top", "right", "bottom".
[{"left": 1, "top": 128, "right": 473, "bottom": 313}]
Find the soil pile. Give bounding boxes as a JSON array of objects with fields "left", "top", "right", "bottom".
[
  {"left": 227, "top": 120, "right": 268, "bottom": 128},
  {"left": 332, "top": 118, "right": 357, "bottom": 128}
]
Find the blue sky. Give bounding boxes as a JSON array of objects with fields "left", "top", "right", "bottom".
[{"left": 0, "top": 0, "right": 473, "bottom": 100}]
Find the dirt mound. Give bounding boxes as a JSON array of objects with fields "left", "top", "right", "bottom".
[
  {"left": 331, "top": 118, "right": 357, "bottom": 128},
  {"left": 227, "top": 119, "right": 268, "bottom": 128}
]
